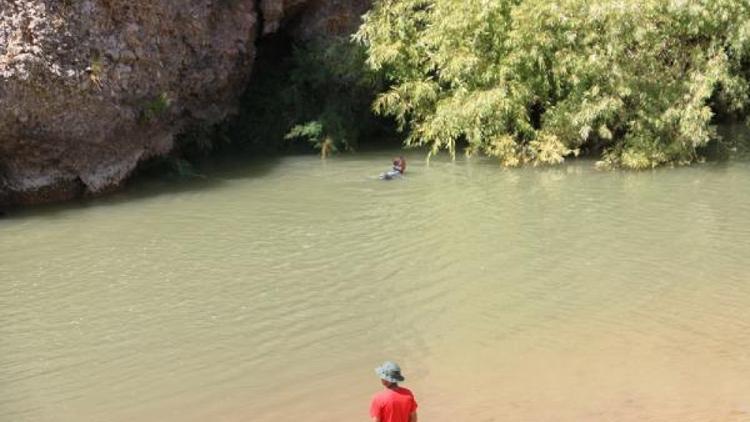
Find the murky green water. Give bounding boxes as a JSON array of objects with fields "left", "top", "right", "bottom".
[{"left": 2, "top": 151, "right": 750, "bottom": 421}]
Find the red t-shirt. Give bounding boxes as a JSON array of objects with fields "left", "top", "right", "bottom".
[{"left": 369, "top": 387, "right": 418, "bottom": 422}]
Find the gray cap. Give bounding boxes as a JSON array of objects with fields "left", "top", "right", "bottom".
[{"left": 375, "top": 361, "right": 405, "bottom": 383}]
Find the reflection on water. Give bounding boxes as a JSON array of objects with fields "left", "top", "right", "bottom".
[{"left": 2, "top": 150, "right": 750, "bottom": 421}]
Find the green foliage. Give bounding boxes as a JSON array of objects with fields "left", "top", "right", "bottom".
[
  {"left": 285, "top": 121, "right": 338, "bottom": 157},
  {"left": 356, "top": 0, "right": 750, "bottom": 168},
  {"left": 227, "top": 36, "right": 390, "bottom": 155},
  {"left": 141, "top": 92, "right": 171, "bottom": 123}
]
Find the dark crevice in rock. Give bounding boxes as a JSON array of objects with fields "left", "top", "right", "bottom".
[{"left": 254, "top": 0, "right": 266, "bottom": 38}]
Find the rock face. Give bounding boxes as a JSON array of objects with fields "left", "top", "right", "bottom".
[
  {"left": 0, "top": 0, "right": 258, "bottom": 206},
  {"left": 260, "top": 0, "right": 370, "bottom": 38},
  {"left": 287, "top": 0, "right": 371, "bottom": 40},
  {"left": 0, "top": 0, "right": 370, "bottom": 207}
]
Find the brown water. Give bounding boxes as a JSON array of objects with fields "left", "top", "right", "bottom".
[{"left": 2, "top": 152, "right": 750, "bottom": 421}]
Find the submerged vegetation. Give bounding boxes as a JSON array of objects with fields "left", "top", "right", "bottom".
[{"left": 355, "top": 0, "right": 750, "bottom": 168}]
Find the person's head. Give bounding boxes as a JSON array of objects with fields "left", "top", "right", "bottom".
[{"left": 375, "top": 361, "right": 405, "bottom": 388}]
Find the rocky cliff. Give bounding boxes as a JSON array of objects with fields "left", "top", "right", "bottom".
[{"left": 0, "top": 0, "right": 369, "bottom": 207}]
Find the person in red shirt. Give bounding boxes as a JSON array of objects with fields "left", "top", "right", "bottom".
[{"left": 370, "top": 361, "right": 418, "bottom": 422}]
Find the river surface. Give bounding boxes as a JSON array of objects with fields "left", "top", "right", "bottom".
[{"left": 2, "top": 151, "right": 750, "bottom": 421}]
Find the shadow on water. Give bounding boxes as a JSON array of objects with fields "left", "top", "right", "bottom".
[
  {"left": 0, "top": 152, "right": 283, "bottom": 222},
  {"left": 718, "top": 123, "right": 750, "bottom": 160},
  {"left": 0, "top": 137, "right": 414, "bottom": 222},
  {"left": 2, "top": 124, "right": 748, "bottom": 221}
]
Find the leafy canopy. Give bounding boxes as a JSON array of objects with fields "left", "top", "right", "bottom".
[{"left": 355, "top": 0, "right": 750, "bottom": 168}]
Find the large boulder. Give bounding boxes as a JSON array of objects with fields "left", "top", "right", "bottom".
[
  {"left": 0, "top": 0, "right": 259, "bottom": 206},
  {"left": 0, "top": 0, "right": 371, "bottom": 207}
]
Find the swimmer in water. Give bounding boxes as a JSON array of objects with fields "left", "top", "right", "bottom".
[{"left": 380, "top": 156, "right": 406, "bottom": 180}]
